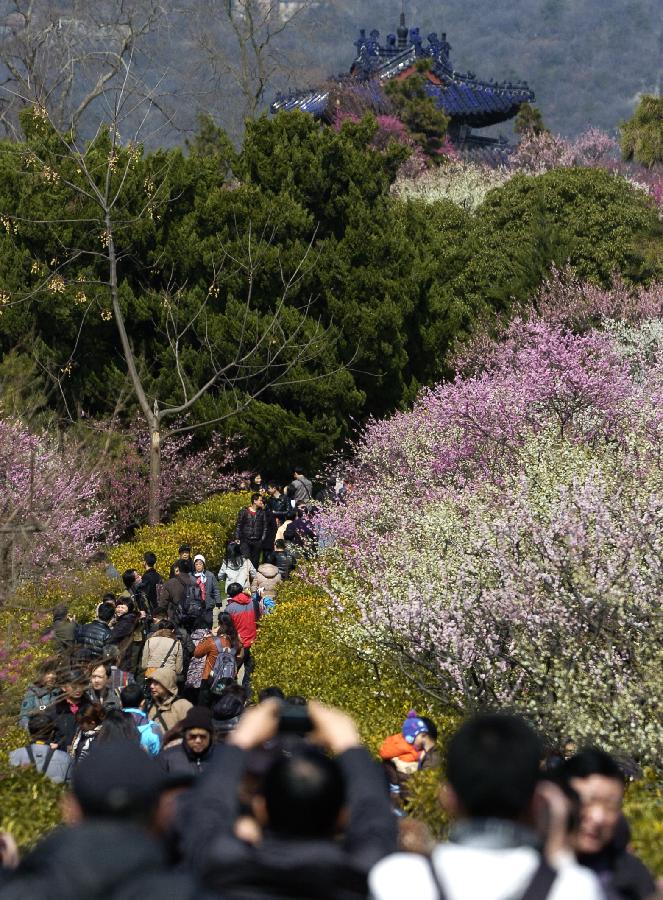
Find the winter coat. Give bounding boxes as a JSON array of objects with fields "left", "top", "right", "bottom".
[
  {"left": 109, "top": 611, "right": 139, "bottom": 669},
  {"left": 267, "top": 494, "right": 291, "bottom": 521},
  {"left": 49, "top": 697, "right": 81, "bottom": 751},
  {"left": 85, "top": 687, "right": 122, "bottom": 712},
  {"left": 141, "top": 631, "right": 183, "bottom": 676},
  {"left": 141, "top": 567, "right": 163, "bottom": 613},
  {"left": 160, "top": 741, "right": 215, "bottom": 777},
  {"left": 123, "top": 707, "right": 163, "bottom": 756},
  {"left": 289, "top": 475, "right": 313, "bottom": 506},
  {"left": 9, "top": 743, "right": 71, "bottom": 784},
  {"left": 180, "top": 744, "right": 397, "bottom": 900},
  {"left": 70, "top": 727, "right": 101, "bottom": 764},
  {"left": 378, "top": 733, "right": 421, "bottom": 765},
  {"left": 51, "top": 619, "right": 76, "bottom": 655},
  {"left": 146, "top": 667, "right": 192, "bottom": 732},
  {"left": 194, "top": 634, "right": 244, "bottom": 682},
  {"left": 235, "top": 507, "right": 267, "bottom": 545},
  {"left": 194, "top": 570, "right": 221, "bottom": 619},
  {"left": 250, "top": 563, "right": 282, "bottom": 598},
  {"left": 268, "top": 548, "right": 297, "bottom": 580},
  {"left": 0, "top": 820, "right": 201, "bottom": 900},
  {"left": 226, "top": 592, "right": 257, "bottom": 648},
  {"left": 19, "top": 683, "right": 62, "bottom": 729},
  {"left": 218, "top": 558, "right": 257, "bottom": 594},
  {"left": 154, "top": 573, "right": 189, "bottom": 621},
  {"left": 185, "top": 629, "right": 212, "bottom": 689},
  {"left": 262, "top": 507, "right": 277, "bottom": 550},
  {"left": 74, "top": 619, "right": 112, "bottom": 659}
]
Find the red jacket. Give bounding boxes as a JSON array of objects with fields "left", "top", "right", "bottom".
[{"left": 225, "top": 593, "right": 257, "bottom": 648}]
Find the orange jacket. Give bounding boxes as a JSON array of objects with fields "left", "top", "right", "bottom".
[{"left": 378, "top": 732, "right": 420, "bottom": 763}]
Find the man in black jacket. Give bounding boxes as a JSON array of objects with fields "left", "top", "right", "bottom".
[
  {"left": 235, "top": 494, "right": 267, "bottom": 569},
  {"left": 181, "top": 699, "right": 397, "bottom": 899},
  {"left": 73, "top": 602, "right": 114, "bottom": 661},
  {"left": 0, "top": 741, "right": 201, "bottom": 900},
  {"left": 561, "top": 749, "right": 657, "bottom": 900}
]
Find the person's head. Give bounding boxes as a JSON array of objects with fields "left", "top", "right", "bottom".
[
  {"left": 293, "top": 467, "right": 306, "bottom": 480},
  {"left": 36, "top": 658, "right": 59, "bottom": 689},
  {"left": 227, "top": 582, "right": 243, "bottom": 599},
  {"left": 120, "top": 682, "right": 146, "bottom": 710},
  {"left": 101, "top": 592, "right": 116, "bottom": 605},
  {"left": 64, "top": 669, "right": 89, "bottom": 700},
  {"left": 178, "top": 544, "right": 191, "bottom": 560},
  {"left": 89, "top": 662, "right": 110, "bottom": 693},
  {"left": 143, "top": 551, "right": 157, "bottom": 569},
  {"left": 114, "top": 596, "right": 136, "bottom": 617},
  {"left": 250, "top": 493, "right": 263, "bottom": 509},
  {"left": 258, "top": 686, "right": 285, "bottom": 702},
  {"left": 259, "top": 746, "right": 345, "bottom": 839},
  {"left": 444, "top": 713, "right": 543, "bottom": 822},
  {"left": 226, "top": 543, "right": 244, "bottom": 565},
  {"left": 149, "top": 679, "right": 169, "bottom": 702},
  {"left": 217, "top": 613, "right": 239, "bottom": 643},
  {"left": 402, "top": 711, "right": 430, "bottom": 751},
  {"left": 156, "top": 618, "right": 176, "bottom": 634},
  {"left": 274, "top": 539, "right": 286, "bottom": 552},
  {"left": 28, "top": 713, "right": 55, "bottom": 742},
  {"left": 561, "top": 748, "right": 625, "bottom": 855},
  {"left": 97, "top": 602, "right": 115, "bottom": 624},
  {"left": 96, "top": 709, "right": 140, "bottom": 745},
  {"left": 181, "top": 707, "right": 213, "bottom": 756},
  {"left": 267, "top": 483, "right": 280, "bottom": 496},
  {"left": 420, "top": 716, "right": 438, "bottom": 752},
  {"left": 122, "top": 569, "right": 138, "bottom": 591},
  {"left": 178, "top": 558, "right": 191, "bottom": 575},
  {"left": 76, "top": 702, "right": 105, "bottom": 732},
  {"left": 193, "top": 554, "right": 206, "bottom": 574},
  {"left": 52, "top": 603, "right": 68, "bottom": 623}
]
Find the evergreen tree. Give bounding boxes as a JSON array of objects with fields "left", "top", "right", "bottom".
[{"left": 621, "top": 95, "right": 663, "bottom": 168}]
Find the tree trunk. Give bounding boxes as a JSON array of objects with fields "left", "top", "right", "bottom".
[{"left": 148, "top": 424, "right": 161, "bottom": 526}]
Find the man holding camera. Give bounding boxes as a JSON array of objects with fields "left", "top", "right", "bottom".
[{"left": 180, "top": 698, "right": 397, "bottom": 898}]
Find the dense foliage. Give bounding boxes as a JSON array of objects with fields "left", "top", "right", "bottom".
[
  {"left": 621, "top": 95, "right": 663, "bottom": 168},
  {"left": 316, "top": 272, "right": 663, "bottom": 766}
]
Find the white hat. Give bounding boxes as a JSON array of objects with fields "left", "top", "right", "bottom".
[{"left": 193, "top": 554, "right": 206, "bottom": 565}]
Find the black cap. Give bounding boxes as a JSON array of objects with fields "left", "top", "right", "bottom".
[{"left": 72, "top": 741, "right": 193, "bottom": 818}]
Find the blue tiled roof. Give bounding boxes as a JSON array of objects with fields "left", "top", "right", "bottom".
[{"left": 271, "top": 20, "right": 535, "bottom": 129}]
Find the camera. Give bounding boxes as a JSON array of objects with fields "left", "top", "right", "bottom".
[{"left": 278, "top": 702, "right": 312, "bottom": 736}]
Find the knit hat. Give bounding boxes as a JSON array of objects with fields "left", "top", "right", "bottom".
[
  {"left": 193, "top": 554, "right": 206, "bottom": 566},
  {"left": 180, "top": 705, "right": 213, "bottom": 733},
  {"left": 402, "top": 710, "right": 429, "bottom": 744}
]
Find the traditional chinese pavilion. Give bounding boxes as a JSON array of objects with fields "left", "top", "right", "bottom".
[{"left": 271, "top": 13, "right": 535, "bottom": 150}]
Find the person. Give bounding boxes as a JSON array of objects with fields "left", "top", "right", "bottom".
[
  {"left": 18, "top": 659, "right": 61, "bottom": 729},
  {"left": 0, "top": 741, "right": 200, "bottom": 899},
  {"left": 146, "top": 667, "right": 193, "bottom": 733},
  {"left": 289, "top": 466, "right": 313, "bottom": 506},
  {"left": 69, "top": 702, "right": 105, "bottom": 765},
  {"left": 120, "top": 683, "right": 163, "bottom": 756},
  {"left": 275, "top": 506, "right": 294, "bottom": 544},
  {"left": 180, "top": 699, "right": 397, "bottom": 898},
  {"left": 379, "top": 711, "right": 432, "bottom": 775},
  {"left": 9, "top": 713, "right": 71, "bottom": 784},
  {"left": 192, "top": 554, "right": 221, "bottom": 626},
  {"left": 267, "top": 538, "right": 296, "bottom": 581},
  {"left": 103, "top": 645, "right": 135, "bottom": 692},
  {"left": 266, "top": 483, "right": 291, "bottom": 523},
  {"left": 141, "top": 551, "right": 163, "bottom": 614},
  {"left": 49, "top": 669, "right": 89, "bottom": 751},
  {"left": 314, "top": 476, "right": 338, "bottom": 504},
  {"left": 95, "top": 708, "right": 142, "bottom": 746},
  {"left": 193, "top": 614, "right": 244, "bottom": 706},
  {"left": 561, "top": 748, "right": 657, "bottom": 900},
  {"left": 234, "top": 493, "right": 267, "bottom": 569},
  {"left": 51, "top": 604, "right": 76, "bottom": 656},
  {"left": 210, "top": 684, "right": 247, "bottom": 742},
  {"left": 141, "top": 619, "right": 184, "bottom": 679},
  {"left": 284, "top": 506, "right": 315, "bottom": 555},
  {"left": 250, "top": 560, "right": 282, "bottom": 601},
  {"left": 370, "top": 713, "right": 604, "bottom": 900},
  {"left": 86, "top": 661, "right": 122, "bottom": 711},
  {"left": 218, "top": 543, "right": 257, "bottom": 598},
  {"left": 169, "top": 543, "right": 192, "bottom": 578},
  {"left": 108, "top": 595, "right": 140, "bottom": 671},
  {"left": 74, "top": 602, "right": 114, "bottom": 660},
  {"left": 160, "top": 706, "right": 215, "bottom": 776},
  {"left": 155, "top": 559, "right": 192, "bottom": 622},
  {"left": 225, "top": 582, "right": 257, "bottom": 690}
]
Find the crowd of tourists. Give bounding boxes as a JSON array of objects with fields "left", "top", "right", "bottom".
[{"left": 0, "top": 469, "right": 660, "bottom": 899}]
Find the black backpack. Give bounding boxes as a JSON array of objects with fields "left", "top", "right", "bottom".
[{"left": 177, "top": 580, "right": 204, "bottom": 625}]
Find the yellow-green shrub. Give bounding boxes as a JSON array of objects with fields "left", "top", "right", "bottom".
[
  {"left": 111, "top": 492, "right": 249, "bottom": 575},
  {"left": 0, "top": 769, "right": 64, "bottom": 849},
  {"left": 624, "top": 769, "right": 663, "bottom": 876},
  {"left": 253, "top": 579, "right": 459, "bottom": 755}
]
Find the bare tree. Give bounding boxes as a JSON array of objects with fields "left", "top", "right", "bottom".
[
  {"left": 0, "top": 0, "right": 166, "bottom": 136},
  {"left": 2, "top": 61, "right": 341, "bottom": 524}
]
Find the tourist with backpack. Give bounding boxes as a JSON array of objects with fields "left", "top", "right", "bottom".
[
  {"left": 225, "top": 582, "right": 258, "bottom": 690},
  {"left": 160, "top": 706, "right": 215, "bottom": 776},
  {"left": 9, "top": 713, "right": 71, "bottom": 784},
  {"left": 193, "top": 614, "right": 244, "bottom": 706},
  {"left": 154, "top": 559, "right": 194, "bottom": 623},
  {"left": 369, "top": 713, "right": 604, "bottom": 900},
  {"left": 141, "top": 620, "right": 184, "bottom": 679}
]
